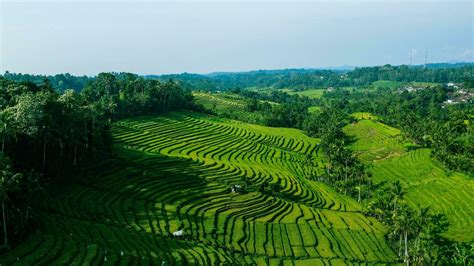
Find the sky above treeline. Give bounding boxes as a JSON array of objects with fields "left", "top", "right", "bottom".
[{"left": 1, "top": 0, "right": 473, "bottom": 75}]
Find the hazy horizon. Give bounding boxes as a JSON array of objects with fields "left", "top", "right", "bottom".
[{"left": 1, "top": 1, "right": 473, "bottom": 76}]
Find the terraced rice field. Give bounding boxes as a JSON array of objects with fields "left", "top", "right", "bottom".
[
  {"left": 350, "top": 113, "right": 378, "bottom": 121},
  {"left": 1, "top": 112, "right": 397, "bottom": 265},
  {"left": 193, "top": 92, "right": 248, "bottom": 111},
  {"left": 345, "top": 115, "right": 474, "bottom": 242},
  {"left": 344, "top": 119, "right": 406, "bottom": 161},
  {"left": 193, "top": 92, "right": 266, "bottom": 123}
]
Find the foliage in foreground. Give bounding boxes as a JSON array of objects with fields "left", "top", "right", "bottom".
[{"left": 0, "top": 74, "right": 195, "bottom": 249}]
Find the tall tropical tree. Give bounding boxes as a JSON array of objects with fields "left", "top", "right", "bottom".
[{"left": 0, "top": 155, "right": 22, "bottom": 247}]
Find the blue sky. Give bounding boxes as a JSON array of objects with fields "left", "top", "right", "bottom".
[{"left": 1, "top": 0, "right": 472, "bottom": 75}]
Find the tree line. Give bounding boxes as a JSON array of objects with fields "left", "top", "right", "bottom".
[
  {"left": 237, "top": 88, "right": 318, "bottom": 128},
  {"left": 2, "top": 72, "right": 91, "bottom": 93},
  {"left": 303, "top": 101, "right": 370, "bottom": 201},
  {"left": 129, "top": 63, "right": 474, "bottom": 91},
  {"left": 6, "top": 63, "right": 472, "bottom": 93}
]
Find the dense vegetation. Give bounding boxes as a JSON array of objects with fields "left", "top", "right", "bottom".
[
  {"left": 180, "top": 67, "right": 474, "bottom": 263},
  {"left": 143, "top": 63, "right": 473, "bottom": 91},
  {"left": 2, "top": 72, "right": 91, "bottom": 93},
  {"left": 346, "top": 120, "right": 474, "bottom": 239},
  {"left": 1, "top": 112, "right": 398, "bottom": 264},
  {"left": 344, "top": 116, "right": 473, "bottom": 263},
  {"left": 337, "top": 86, "right": 473, "bottom": 174},
  {"left": 0, "top": 73, "right": 195, "bottom": 250},
  {"left": 1, "top": 63, "right": 473, "bottom": 264}
]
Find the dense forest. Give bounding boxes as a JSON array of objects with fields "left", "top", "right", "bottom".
[
  {"left": 2, "top": 72, "right": 91, "bottom": 93},
  {"left": 141, "top": 63, "right": 474, "bottom": 91},
  {"left": 6, "top": 63, "right": 472, "bottom": 93}
]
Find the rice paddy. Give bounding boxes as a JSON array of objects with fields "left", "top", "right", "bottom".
[
  {"left": 1, "top": 112, "right": 398, "bottom": 265},
  {"left": 344, "top": 115, "right": 474, "bottom": 242},
  {"left": 193, "top": 92, "right": 267, "bottom": 123}
]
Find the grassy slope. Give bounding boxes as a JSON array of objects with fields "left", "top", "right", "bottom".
[
  {"left": 2, "top": 112, "right": 397, "bottom": 265},
  {"left": 283, "top": 89, "right": 324, "bottom": 114},
  {"left": 193, "top": 92, "right": 267, "bottom": 123},
  {"left": 344, "top": 117, "right": 474, "bottom": 242},
  {"left": 284, "top": 89, "right": 325, "bottom": 99},
  {"left": 308, "top": 106, "right": 321, "bottom": 114}
]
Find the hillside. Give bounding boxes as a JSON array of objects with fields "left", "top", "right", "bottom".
[
  {"left": 344, "top": 116, "right": 474, "bottom": 242},
  {"left": 1, "top": 112, "right": 397, "bottom": 264},
  {"left": 193, "top": 92, "right": 259, "bottom": 119}
]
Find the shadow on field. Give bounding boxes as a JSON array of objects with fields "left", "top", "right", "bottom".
[{"left": 31, "top": 146, "right": 237, "bottom": 264}]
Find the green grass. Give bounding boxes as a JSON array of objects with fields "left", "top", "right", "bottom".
[
  {"left": 193, "top": 92, "right": 267, "bottom": 124},
  {"left": 351, "top": 112, "right": 379, "bottom": 120},
  {"left": 2, "top": 112, "right": 398, "bottom": 264},
  {"left": 411, "top": 82, "right": 441, "bottom": 87},
  {"left": 345, "top": 114, "right": 474, "bottom": 242},
  {"left": 344, "top": 119, "right": 405, "bottom": 161},
  {"left": 308, "top": 106, "right": 321, "bottom": 113},
  {"left": 285, "top": 89, "right": 326, "bottom": 99},
  {"left": 372, "top": 149, "right": 474, "bottom": 242},
  {"left": 371, "top": 80, "right": 404, "bottom": 89}
]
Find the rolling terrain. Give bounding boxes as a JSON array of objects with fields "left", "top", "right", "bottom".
[
  {"left": 1, "top": 112, "right": 397, "bottom": 265},
  {"left": 193, "top": 92, "right": 268, "bottom": 124},
  {"left": 344, "top": 115, "right": 474, "bottom": 242}
]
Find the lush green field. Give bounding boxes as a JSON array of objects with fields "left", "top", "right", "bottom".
[
  {"left": 193, "top": 92, "right": 249, "bottom": 115},
  {"left": 371, "top": 80, "right": 404, "bottom": 89},
  {"left": 344, "top": 119, "right": 406, "bottom": 162},
  {"left": 284, "top": 89, "right": 326, "bottom": 99},
  {"left": 411, "top": 81, "right": 441, "bottom": 87},
  {"left": 2, "top": 112, "right": 397, "bottom": 264},
  {"left": 193, "top": 92, "right": 267, "bottom": 123},
  {"left": 308, "top": 106, "right": 321, "bottom": 113},
  {"left": 345, "top": 116, "right": 474, "bottom": 242},
  {"left": 350, "top": 112, "right": 379, "bottom": 121}
]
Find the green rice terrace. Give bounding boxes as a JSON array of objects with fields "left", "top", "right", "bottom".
[
  {"left": 1, "top": 112, "right": 398, "bottom": 265},
  {"left": 344, "top": 115, "right": 474, "bottom": 242},
  {"left": 193, "top": 92, "right": 267, "bottom": 123},
  {"left": 1, "top": 2, "right": 473, "bottom": 264}
]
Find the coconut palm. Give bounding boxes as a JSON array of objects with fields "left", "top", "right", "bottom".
[{"left": 0, "top": 156, "right": 22, "bottom": 247}]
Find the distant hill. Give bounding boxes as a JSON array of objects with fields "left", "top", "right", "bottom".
[
  {"left": 424, "top": 62, "right": 474, "bottom": 69},
  {"left": 3, "top": 62, "right": 473, "bottom": 92}
]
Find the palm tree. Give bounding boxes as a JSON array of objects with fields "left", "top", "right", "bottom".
[
  {"left": 396, "top": 205, "right": 414, "bottom": 266},
  {"left": 391, "top": 181, "right": 404, "bottom": 213},
  {"left": 0, "top": 110, "right": 15, "bottom": 154},
  {"left": 0, "top": 156, "right": 22, "bottom": 247},
  {"left": 23, "top": 170, "right": 42, "bottom": 223}
]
